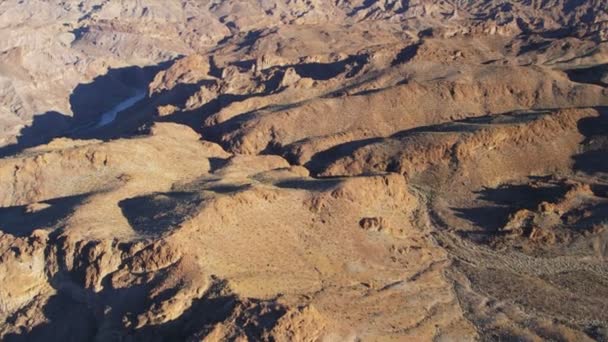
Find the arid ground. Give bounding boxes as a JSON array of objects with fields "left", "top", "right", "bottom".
[{"left": 0, "top": 1, "right": 607, "bottom": 341}]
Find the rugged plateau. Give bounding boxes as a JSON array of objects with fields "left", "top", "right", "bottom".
[{"left": 0, "top": 0, "right": 608, "bottom": 341}]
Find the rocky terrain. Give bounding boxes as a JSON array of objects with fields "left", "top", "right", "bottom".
[{"left": 0, "top": 0, "right": 608, "bottom": 341}]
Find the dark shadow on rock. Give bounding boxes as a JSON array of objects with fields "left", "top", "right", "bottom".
[
  {"left": 204, "top": 184, "right": 251, "bottom": 194},
  {"left": 391, "top": 43, "right": 421, "bottom": 66},
  {"left": 349, "top": 87, "right": 386, "bottom": 97},
  {"left": 452, "top": 180, "right": 567, "bottom": 235},
  {"left": 537, "top": 26, "right": 585, "bottom": 40},
  {"left": 348, "top": 0, "right": 379, "bottom": 17},
  {"left": 209, "top": 157, "right": 230, "bottom": 172},
  {"left": 4, "top": 292, "right": 97, "bottom": 342},
  {"left": 301, "top": 137, "right": 383, "bottom": 174},
  {"left": 275, "top": 178, "right": 342, "bottom": 191},
  {"left": 118, "top": 192, "right": 204, "bottom": 236},
  {"left": 208, "top": 55, "right": 223, "bottom": 78},
  {"left": 517, "top": 40, "right": 552, "bottom": 56},
  {"left": 235, "top": 30, "right": 265, "bottom": 53},
  {"left": 230, "top": 59, "right": 256, "bottom": 70},
  {"left": 565, "top": 64, "right": 608, "bottom": 87},
  {"left": 393, "top": 112, "right": 544, "bottom": 138},
  {"left": 564, "top": 202, "right": 608, "bottom": 230},
  {"left": 452, "top": 205, "right": 515, "bottom": 239},
  {"left": 576, "top": 149, "right": 608, "bottom": 175},
  {"left": 293, "top": 54, "right": 369, "bottom": 80},
  {"left": 574, "top": 107, "right": 608, "bottom": 175},
  {"left": 0, "top": 111, "right": 72, "bottom": 158},
  {"left": 0, "top": 194, "right": 88, "bottom": 237},
  {"left": 590, "top": 183, "right": 608, "bottom": 198}
]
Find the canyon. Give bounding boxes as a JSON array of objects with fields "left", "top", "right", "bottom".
[{"left": 0, "top": 0, "right": 607, "bottom": 341}]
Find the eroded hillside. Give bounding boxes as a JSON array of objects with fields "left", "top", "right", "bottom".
[{"left": 0, "top": 0, "right": 607, "bottom": 341}]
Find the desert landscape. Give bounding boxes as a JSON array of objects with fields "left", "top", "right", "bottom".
[{"left": 0, "top": 0, "right": 607, "bottom": 340}]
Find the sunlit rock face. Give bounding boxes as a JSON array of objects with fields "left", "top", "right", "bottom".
[{"left": 0, "top": 1, "right": 608, "bottom": 341}]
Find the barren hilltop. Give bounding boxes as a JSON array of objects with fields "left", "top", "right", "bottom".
[{"left": 0, "top": 0, "right": 607, "bottom": 341}]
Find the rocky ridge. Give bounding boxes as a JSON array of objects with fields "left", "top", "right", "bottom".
[{"left": 1, "top": 1, "right": 608, "bottom": 341}]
